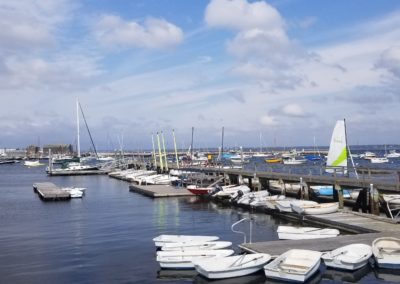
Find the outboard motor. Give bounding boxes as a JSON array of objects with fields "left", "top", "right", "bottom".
[
  {"left": 231, "top": 190, "right": 244, "bottom": 203},
  {"left": 209, "top": 185, "right": 222, "bottom": 196}
]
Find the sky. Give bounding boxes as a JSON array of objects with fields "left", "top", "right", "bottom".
[{"left": 1, "top": 0, "right": 400, "bottom": 150}]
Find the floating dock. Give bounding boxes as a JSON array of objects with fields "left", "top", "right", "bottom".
[
  {"left": 129, "top": 184, "right": 193, "bottom": 198},
  {"left": 33, "top": 182, "right": 70, "bottom": 201}
]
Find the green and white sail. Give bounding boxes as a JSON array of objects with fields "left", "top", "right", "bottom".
[{"left": 326, "top": 120, "right": 347, "bottom": 169}]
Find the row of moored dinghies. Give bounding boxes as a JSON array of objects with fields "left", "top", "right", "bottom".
[{"left": 152, "top": 234, "right": 400, "bottom": 282}]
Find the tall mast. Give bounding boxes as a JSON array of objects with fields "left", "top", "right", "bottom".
[
  {"left": 190, "top": 127, "right": 194, "bottom": 166},
  {"left": 161, "top": 131, "right": 168, "bottom": 171},
  {"left": 151, "top": 133, "right": 157, "bottom": 168},
  {"left": 157, "top": 132, "right": 164, "bottom": 172},
  {"left": 221, "top": 126, "right": 224, "bottom": 160},
  {"left": 344, "top": 118, "right": 358, "bottom": 179},
  {"left": 76, "top": 99, "right": 80, "bottom": 158},
  {"left": 172, "top": 129, "right": 179, "bottom": 169}
]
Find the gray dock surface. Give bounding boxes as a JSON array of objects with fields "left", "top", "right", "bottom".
[
  {"left": 240, "top": 209, "right": 400, "bottom": 256},
  {"left": 129, "top": 184, "right": 193, "bottom": 198},
  {"left": 33, "top": 182, "right": 70, "bottom": 201}
]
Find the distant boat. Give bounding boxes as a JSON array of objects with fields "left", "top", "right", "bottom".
[
  {"left": 24, "top": 160, "right": 43, "bottom": 167},
  {"left": 265, "top": 158, "right": 281, "bottom": 163},
  {"left": 283, "top": 157, "right": 307, "bottom": 165},
  {"left": 370, "top": 157, "right": 389, "bottom": 164},
  {"left": 360, "top": 151, "right": 376, "bottom": 159},
  {"left": 385, "top": 150, "right": 400, "bottom": 158}
]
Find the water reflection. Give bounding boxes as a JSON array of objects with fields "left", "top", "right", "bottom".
[
  {"left": 322, "top": 265, "right": 371, "bottom": 283},
  {"left": 193, "top": 272, "right": 266, "bottom": 284},
  {"left": 373, "top": 268, "right": 400, "bottom": 283}
]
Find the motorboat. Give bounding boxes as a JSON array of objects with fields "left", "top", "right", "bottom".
[
  {"left": 193, "top": 253, "right": 271, "bottom": 279},
  {"left": 291, "top": 202, "right": 339, "bottom": 215},
  {"left": 322, "top": 244, "right": 372, "bottom": 271},
  {"left": 385, "top": 150, "right": 400, "bottom": 158},
  {"left": 372, "top": 237, "right": 400, "bottom": 269},
  {"left": 370, "top": 157, "right": 389, "bottom": 164},
  {"left": 186, "top": 185, "right": 215, "bottom": 195},
  {"left": 283, "top": 158, "right": 307, "bottom": 165},
  {"left": 212, "top": 185, "right": 251, "bottom": 198},
  {"left": 161, "top": 241, "right": 232, "bottom": 251},
  {"left": 360, "top": 151, "right": 376, "bottom": 160},
  {"left": 275, "top": 200, "right": 318, "bottom": 213},
  {"left": 156, "top": 249, "right": 234, "bottom": 269},
  {"left": 153, "top": 234, "right": 219, "bottom": 247},
  {"left": 311, "top": 186, "right": 351, "bottom": 198},
  {"left": 277, "top": 226, "right": 340, "bottom": 240},
  {"left": 264, "top": 249, "right": 322, "bottom": 282},
  {"left": 24, "top": 160, "right": 43, "bottom": 167}
]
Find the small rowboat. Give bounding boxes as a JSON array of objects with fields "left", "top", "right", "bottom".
[
  {"left": 156, "top": 249, "right": 234, "bottom": 269},
  {"left": 153, "top": 235, "right": 219, "bottom": 247},
  {"left": 194, "top": 253, "right": 271, "bottom": 279},
  {"left": 264, "top": 249, "right": 322, "bottom": 283},
  {"left": 275, "top": 200, "right": 317, "bottom": 213},
  {"left": 277, "top": 226, "right": 340, "bottom": 240},
  {"left": 373, "top": 237, "right": 400, "bottom": 269},
  {"left": 265, "top": 158, "right": 281, "bottom": 163},
  {"left": 322, "top": 244, "right": 372, "bottom": 271},
  {"left": 291, "top": 202, "right": 339, "bottom": 215},
  {"left": 161, "top": 241, "right": 232, "bottom": 251}
]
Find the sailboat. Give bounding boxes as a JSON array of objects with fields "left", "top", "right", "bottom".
[{"left": 325, "top": 119, "right": 357, "bottom": 176}]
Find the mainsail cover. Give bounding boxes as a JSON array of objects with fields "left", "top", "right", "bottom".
[{"left": 326, "top": 120, "right": 347, "bottom": 168}]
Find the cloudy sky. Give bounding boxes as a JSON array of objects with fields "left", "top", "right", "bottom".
[{"left": 1, "top": 0, "right": 400, "bottom": 150}]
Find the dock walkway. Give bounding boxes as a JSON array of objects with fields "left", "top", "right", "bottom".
[
  {"left": 129, "top": 184, "right": 193, "bottom": 198},
  {"left": 240, "top": 209, "right": 400, "bottom": 256},
  {"left": 33, "top": 182, "right": 70, "bottom": 201}
]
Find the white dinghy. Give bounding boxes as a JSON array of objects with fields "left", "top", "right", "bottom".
[
  {"left": 193, "top": 253, "right": 271, "bottom": 279},
  {"left": 153, "top": 234, "right": 219, "bottom": 247},
  {"left": 277, "top": 226, "right": 340, "bottom": 240},
  {"left": 322, "top": 244, "right": 372, "bottom": 270},
  {"left": 291, "top": 202, "right": 339, "bottom": 215},
  {"left": 249, "top": 195, "right": 286, "bottom": 207},
  {"left": 156, "top": 249, "right": 234, "bottom": 269},
  {"left": 161, "top": 241, "right": 232, "bottom": 251},
  {"left": 373, "top": 237, "right": 400, "bottom": 269},
  {"left": 264, "top": 249, "right": 322, "bottom": 283},
  {"left": 275, "top": 200, "right": 317, "bottom": 213}
]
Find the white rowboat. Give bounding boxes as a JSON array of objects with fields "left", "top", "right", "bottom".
[
  {"left": 372, "top": 237, "right": 400, "bottom": 269},
  {"left": 153, "top": 234, "right": 219, "bottom": 247},
  {"left": 264, "top": 249, "right": 322, "bottom": 283},
  {"left": 275, "top": 200, "right": 317, "bottom": 213},
  {"left": 161, "top": 241, "right": 232, "bottom": 251},
  {"left": 291, "top": 202, "right": 339, "bottom": 215},
  {"left": 277, "top": 226, "right": 340, "bottom": 240},
  {"left": 156, "top": 249, "right": 234, "bottom": 269},
  {"left": 194, "top": 253, "right": 271, "bottom": 279},
  {"left": 322, "top": 244, "right": 372, "bottom": 271}
]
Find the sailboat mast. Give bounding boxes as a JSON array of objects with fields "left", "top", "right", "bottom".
[
  {"left": 221, "top": 126, "right": 224, "bottom": 160},
  {"left": 76, "top": 99, "right": 81, "bottom": 158},
  {"left": 344, "top": 118, "right": 358, "bottom": 179}
]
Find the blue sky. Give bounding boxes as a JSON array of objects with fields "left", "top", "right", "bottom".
[{"left": 1, "top": 0, "right": 400, "bottom": 150}]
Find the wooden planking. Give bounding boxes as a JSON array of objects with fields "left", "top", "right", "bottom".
[
  {"left": 240, "top": 232, "right": 400, "bottom": 257},
  {"left": 33, "top": 182, "right": 70, "bottom": 201},
  {"left": 129, "top": 184, "right": 194, "bottom": 198}
]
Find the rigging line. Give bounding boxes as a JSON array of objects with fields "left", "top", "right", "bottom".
[{"left": 78, "top": 102, "right": 99, "bottom": 159}]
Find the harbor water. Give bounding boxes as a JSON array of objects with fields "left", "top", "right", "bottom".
[{"left": 0, "top": 163, "right": 399, "bottom": 283}]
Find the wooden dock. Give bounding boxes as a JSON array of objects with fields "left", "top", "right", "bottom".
[
  {"left": 239, "top": 209, "right": 400, "bottom": 256},
  {"left": 33, "top": 182, "right": 70, "bottom": 201},
  {"left": 129, "top": 184, "right": 193, "bottom": 198}
]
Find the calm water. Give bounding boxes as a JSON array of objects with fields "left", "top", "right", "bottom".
[{"left": 0, "top": 163, "right": 399, "bottom": 283}]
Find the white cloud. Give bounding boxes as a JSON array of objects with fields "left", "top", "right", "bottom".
[
  {"left": 260, "top": 115, "right": 278, "bottom": 126},
  {"left": 93, "top": 15, "right": 183, "bottom": 50},
  {"left": 282, "top": 104, "right": 306, "bottom": 117},
  {"left": 205, "top": 0, "right": 283, "bottom": 31},
  {"left": 375, "top": 45, "right": 400, "bottom": 79}
]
